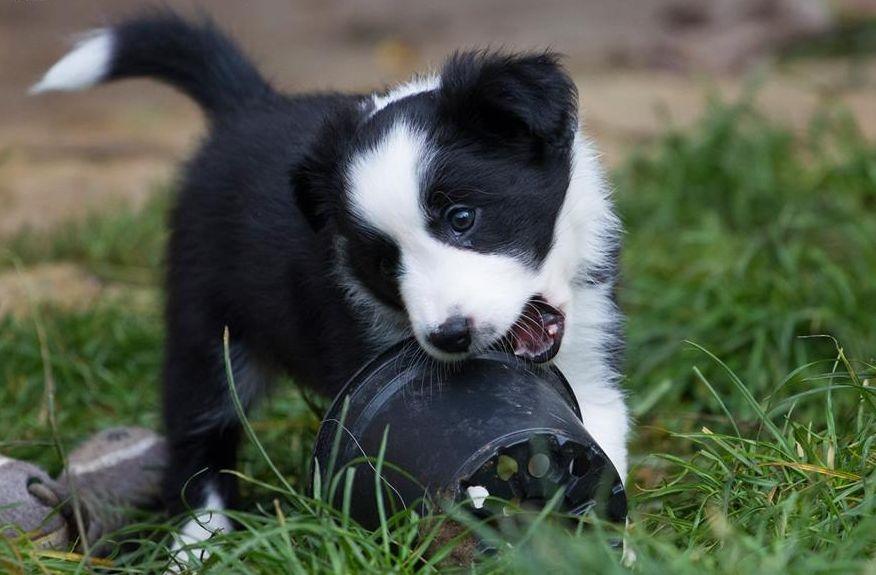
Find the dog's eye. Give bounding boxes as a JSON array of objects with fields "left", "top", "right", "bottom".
[{"left": 446, "top": 206, "right": 476, "bottom": 233}]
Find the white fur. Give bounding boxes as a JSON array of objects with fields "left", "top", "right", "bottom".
[
  {"left": 554, "top": 286, "right": 628, "bottom": 481},
  {"left": 346, "top": 121, "right": 539, "bottom": 359},
  {"left": 368, "top": 75, "right": 439, "bottom": 117},
  {"left": 536, "top": 134, "right": 620, "bottom": 309},
  {"left": 548, "top": 133, "right": 628, "bottom": 482},
  {"left": 30, "top": 29, "right": 114, "bottom": 94},
  {"left": 168, "top": 486, "right": 232, "bottom": 572},
  {"left": 0, "top": 456, "right": 13, "bottom": 469}
]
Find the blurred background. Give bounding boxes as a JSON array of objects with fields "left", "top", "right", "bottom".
[{"left": 2, "top": 0, "right": 875, "bottom": 238}]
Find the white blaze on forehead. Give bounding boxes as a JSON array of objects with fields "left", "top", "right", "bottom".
[
  {"left": 347, "top": 121, "right": 537, "bottom": 342},
  {"left": 348, "top": 121, "right": 429, "bottom": 239}
]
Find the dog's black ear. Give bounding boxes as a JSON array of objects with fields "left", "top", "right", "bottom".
[
  {"left": 438, "top": 51, "right": 577, "bottom": 152},
  {"left": 291, "top": 162, "right": 329, "bottom": 232},
  {"left": 291, "top": 110, "right": 358, "bottom": 231}
]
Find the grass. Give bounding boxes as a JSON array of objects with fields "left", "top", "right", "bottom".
[
  {"left": 783, "top": 16, "right": 876, "bottom": 61},
  {"left": 1, "top": 99, "right": 874, "bottom": 573},
  {"left": 618, "top": 100, "right": 876, "bottom": 418}
]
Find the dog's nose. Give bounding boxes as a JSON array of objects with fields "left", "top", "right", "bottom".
[{"left": 428, "top": 316, "right": 472, "bottom": 354}]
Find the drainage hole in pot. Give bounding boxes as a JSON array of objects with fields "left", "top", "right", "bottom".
[
  {"left": 527, "top": 453, "right": 551, "bottom": 478},
  {"left": 570, "top": 454, "right": 592, "bottom": 477}
]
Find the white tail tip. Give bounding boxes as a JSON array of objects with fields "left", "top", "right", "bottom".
[{"left": 30, "top": 29, "right": 114, "bottom": 95}]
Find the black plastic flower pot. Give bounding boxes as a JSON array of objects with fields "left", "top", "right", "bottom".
[{"left": 312, "top": 339, "right": 626, "bottom": 536}]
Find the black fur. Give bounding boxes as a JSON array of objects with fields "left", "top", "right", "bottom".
[
  {"left": 438, "top": 51, "right": 578, "bottom": 153},
  {"left": 162, "top": 93, "right": 371, "bottom": 514},
  {"left": 78, "top": 12, "right": 583, "bottom": 517},
  {"left": 109, "top": 12, "right": 275, "bottom": 117}
]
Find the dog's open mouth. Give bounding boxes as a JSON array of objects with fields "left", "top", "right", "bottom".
[{"left": 508, "top": 296, "right": 565, "bottom": 363}]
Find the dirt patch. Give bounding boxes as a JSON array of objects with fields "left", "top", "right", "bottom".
[
  {"left": 0, "top": 263, "right": 104, "bottom": 318},
  {"left": 0, "top": 263, "right": 156, "bottom": 319}
]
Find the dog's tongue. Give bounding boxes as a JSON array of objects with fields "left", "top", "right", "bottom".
[{"left": 509, "top": 297, "right": 565, "bottom": 363}]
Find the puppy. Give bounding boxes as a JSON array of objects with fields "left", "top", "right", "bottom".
[{"left": 34, "top": 11, "right": 628, "bottom": 550}]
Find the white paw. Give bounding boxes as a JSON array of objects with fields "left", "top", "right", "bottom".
[
  {"left": 166, "top": 488, "right": 232, "bottom": 573},
  {"left": 621, "top": 519, "right": 637, "bottom": 567}
]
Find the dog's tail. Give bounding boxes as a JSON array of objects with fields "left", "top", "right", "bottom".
[{"left": 30, "top": 11, "right": 274, "bottom": 118}]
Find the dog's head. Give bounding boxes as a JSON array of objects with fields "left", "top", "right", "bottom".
[{"left": 296, "top": 51, "right": 603, "bottom": 362}]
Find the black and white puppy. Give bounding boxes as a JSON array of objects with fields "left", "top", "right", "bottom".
[{"left": 34, "top": 12, "right": 628, "bottom": 551}]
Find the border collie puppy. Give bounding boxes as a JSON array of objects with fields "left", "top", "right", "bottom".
[{"left": 34, "top": 11, "right": 628, "bottom": 552}]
